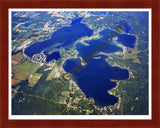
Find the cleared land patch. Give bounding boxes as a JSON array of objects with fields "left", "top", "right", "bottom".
[{"left": 13, "top": 61, "right": 40, "bottom": 85}]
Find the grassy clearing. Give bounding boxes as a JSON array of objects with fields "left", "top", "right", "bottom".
[
  {"left": 28, "top": 73, "right": 42, "bottom": 87},
  {"left": 61, "top": 91, "right": 70, "bottom": 97},
  {"left": 13, "top": 61, "right": 40, "bottom": 85},
  {"left": 14, "top": 74, "right": 28, "bottom": 80},
  {"left": 12, "top": 52, "right": 23, "bottom": 61},
  {"left": 46, "top": 66, "right": 60, "bottom": 81}
]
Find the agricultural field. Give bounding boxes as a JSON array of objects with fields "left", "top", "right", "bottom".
[
  {"left": 28, "top": 73, "right": 42, "bottom": 87},
  {"left": 12, "top": 60, "right": 40, "bottom": 85}
]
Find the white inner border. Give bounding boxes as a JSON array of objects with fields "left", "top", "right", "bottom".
[{"left": 9, "top": 8, "right": 152, "bottom": 120}]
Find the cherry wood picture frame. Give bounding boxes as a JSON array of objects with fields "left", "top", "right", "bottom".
[{"left": 0, "top": 0, "right": 160, "bottom": 128}]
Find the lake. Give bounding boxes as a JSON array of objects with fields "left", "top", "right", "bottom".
[
  {"left": 63, "top": 27, "right": 130, "bottom": 107},
  {"left": 24, "top": 17, "right": 134, "bottom": 107},
  {"left": 24, "top": 17, "right": 93, "bottom": 61}
]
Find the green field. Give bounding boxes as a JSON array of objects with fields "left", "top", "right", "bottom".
[
  {"left": 17, "top": 61, "right": 40, "bottom": 76},
  {"left": 12, "top": 42, "right": 21, "bottom": 49},
  {"left": 61, "top": 91, "right": 70, "bottom": 97},
  {"left": 28, "top": 73, "right": 42, "bottom": 87},
  {"left": 14, "top": 61, "right": 40, "bottom": 85}
]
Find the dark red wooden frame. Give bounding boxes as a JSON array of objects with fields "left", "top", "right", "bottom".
[{"left": 0, "top": 0, "right": 160, "bottom": 128}]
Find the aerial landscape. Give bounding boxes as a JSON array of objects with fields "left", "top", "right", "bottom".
[{"left": 11, "top": 10, "right": 149, "bottom": 116}]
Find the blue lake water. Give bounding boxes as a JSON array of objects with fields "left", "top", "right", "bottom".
[
  {"left": 63, "top": 27, "right": 130, "bottom": 107},
  {"left": 24, "top": 17, "right": 133, "bottom": 107},
  {"left": 76, "top": 29, "right": 123, "bottom": 57},
  {"left": 114, "top": 20, "right": 131, "bottom": 33},
  {"left": 90, "top": 11, "right": 107, "bottom": 15},
  {"left": 63, "top": 55, "right": 129, "bottom": 106},
  {"left": 99, "top": 24, "right": 136, "bottom": 48},
  {"left": 45, "top": 51, "right": 60, "bottom": 62},
  {"left": 24, "top": 22, "right": 32, "bottom": 27},
  {"left": 24, "top": 17, "right": 93, "bottom": 60},
  {"left": 117, "top": 34, "right": 136, "bottom": 48}
]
